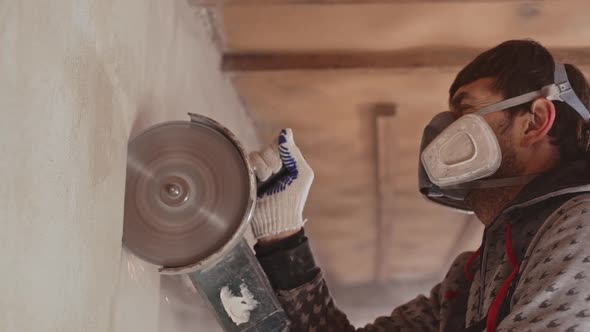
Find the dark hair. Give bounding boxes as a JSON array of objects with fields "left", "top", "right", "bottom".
[{"left": 450, "top": 39, "right": 590, "bottom": 162}]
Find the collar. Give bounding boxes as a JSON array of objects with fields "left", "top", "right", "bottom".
[{"left": 497, "top": 160, "right": 590, "bottom": 222}]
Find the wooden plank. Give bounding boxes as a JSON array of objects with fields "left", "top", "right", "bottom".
[
  {"left": 223, "top": 47, "right": 590, "bottom": 71},
  {"left": 198, "top": 0, "right": 528, "bottom": 5},
  {"left": 374, "top": 103, "right": 397, "bottom": 283}
]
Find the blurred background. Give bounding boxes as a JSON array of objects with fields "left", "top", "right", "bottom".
[{"left": 2, "top": 0, "right": 589, "bottom": 331}]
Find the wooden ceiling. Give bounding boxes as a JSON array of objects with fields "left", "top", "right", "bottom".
[{"left": 205, "top": 0, "right": 590, "bottom": 323}]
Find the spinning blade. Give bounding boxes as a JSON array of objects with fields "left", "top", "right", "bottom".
[{"left": 123, "top": 120, "right": 252, "bottom": 268}]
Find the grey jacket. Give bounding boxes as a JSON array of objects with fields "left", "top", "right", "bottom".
[{"left": 256, "top": 161, "right": 590, "bottom": 332}]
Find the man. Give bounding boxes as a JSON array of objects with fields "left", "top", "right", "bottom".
[{"left": 248, "top": 40, "right": 590, "bottom": 332}]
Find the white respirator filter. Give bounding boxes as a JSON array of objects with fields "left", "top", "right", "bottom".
[{"left": 421, "top": 114, "right": 502, "bottom": 187}]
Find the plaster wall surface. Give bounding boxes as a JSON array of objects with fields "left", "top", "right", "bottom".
[{"left": 0, "top": 1, "right": 256, "bottom": 331}]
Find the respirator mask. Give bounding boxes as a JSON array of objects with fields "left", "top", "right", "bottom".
[{"left": 419, "top": 62, "right": 590, "bottom": 213}]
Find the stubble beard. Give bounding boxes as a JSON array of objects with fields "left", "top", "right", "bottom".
[{"left": 465, "top": 141, "right": 526, "bottom": 225}]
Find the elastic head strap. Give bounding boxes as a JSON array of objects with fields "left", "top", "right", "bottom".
[
  {"left": 475, "top": 62, "right": 590, "bottom": 122},
  {"left": 552, "top": 62, "right": 590, "bottom": 122},
  {"left": 440, "top": 174, "right": 538, "bottom": 190},
  {"left": 476, "top": 90, "right": 545, "bottom": 117}
]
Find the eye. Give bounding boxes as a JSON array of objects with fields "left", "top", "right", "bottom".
[{"left": 458, "top": 105, "right": 474, "bottom": 115}]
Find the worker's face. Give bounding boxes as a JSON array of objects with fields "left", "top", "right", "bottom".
[{"left": 449, "top": 78, "right": 526, "bottom": 180}]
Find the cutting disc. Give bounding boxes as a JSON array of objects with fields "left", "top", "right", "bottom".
[{"left": 123, "top": 119, "right": 253, "bottom": 268}]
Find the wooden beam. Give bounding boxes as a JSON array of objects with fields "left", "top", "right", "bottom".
[
  {"left": 198, "top": 0, "right": 530, "bottom": 5},
  {"left": 223, "top": 47, "right": 590, "bottom": 71},
  {"left": 373, "top": 103, "right": 397, "bottom": 283}
]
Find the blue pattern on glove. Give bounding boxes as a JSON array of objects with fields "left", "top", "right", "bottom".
[{"left": 259, "top": 130, "right": 299, "bottom": 198}]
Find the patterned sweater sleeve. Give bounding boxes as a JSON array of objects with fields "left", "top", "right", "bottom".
[
  {"left": 256, "top": 229, "right": 473, "bottom": 332},
  {"left": 496, "top": 198, "right": 590, "bottom": 332}
]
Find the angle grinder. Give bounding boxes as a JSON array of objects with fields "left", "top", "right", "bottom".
[{"left": 122, "top": 113, "right": 288, "bottom": 332}]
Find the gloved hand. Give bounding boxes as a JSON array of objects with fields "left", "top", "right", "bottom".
[{"left": 249, "top": 129, "right": 314, "bottom": 240}]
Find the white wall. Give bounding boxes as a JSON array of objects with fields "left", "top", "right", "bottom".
[{"left": 0, "top": 1, "right": 258, "bottom": 331}]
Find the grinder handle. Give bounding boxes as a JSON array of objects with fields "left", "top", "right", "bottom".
[
  {"left": 256, "top": 166, "right": 288, "bottom": 195},
  {"left": 188, "top": 239, "right": 289, "bottom": 332}
]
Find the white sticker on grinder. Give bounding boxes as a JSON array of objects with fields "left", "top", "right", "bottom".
[{"left": 220, "top": 283, "right": 259, "bottom": 325}]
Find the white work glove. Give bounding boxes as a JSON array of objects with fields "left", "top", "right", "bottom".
[{"left": 249, "top": 129, "right": 314, "bottom": 240}]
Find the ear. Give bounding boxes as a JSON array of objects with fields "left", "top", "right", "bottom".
[{"left": 522, "top": 98, "right": 556, "bottom": 146}]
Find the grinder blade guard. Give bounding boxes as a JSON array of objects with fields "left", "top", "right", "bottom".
[{"left": 123, "top": 113, "right": 288, "bottom": 332}]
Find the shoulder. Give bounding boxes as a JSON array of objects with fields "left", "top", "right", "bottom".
[
  {"left": 438, "top": 251, "right": 476, "bottom": 300},
  {"left": 442, "top": 251, "right": 476, "bottom": 283},
  {"left": 550, "top": 193, "right": 590, "bottom": 217},
  {"left": 505, "top": 195, "right": 590, "bottom": 331},
  {"left": 519, "top": 194, "right": 590, "bottom": 281},
  {"left": 536, "top": 194, "right": 590, "bottom": 240}
]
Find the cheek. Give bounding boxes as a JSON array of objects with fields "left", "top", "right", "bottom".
[
  {"left": 485, "top": 113, "right": 521, "bottom": 144},
  {"left": 485, "top": 117, "right": 522, "bottom": 162},
  {"left": 496, "top": 129, "right": 521, "bottom": 160},
  {"left": 484, "top": 112, "right": 509, "bottom": 133}
]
